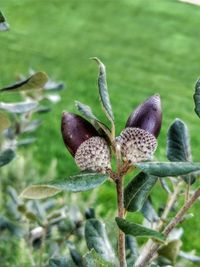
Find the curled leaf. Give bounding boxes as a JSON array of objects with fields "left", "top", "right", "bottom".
[
  {"left": 75, "top": 101, "right": 111, "bottom": 141},
  {"left": 91, "top": 57, "right": 114, "bottom": 122}
]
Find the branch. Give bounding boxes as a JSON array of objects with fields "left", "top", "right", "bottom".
[
  {"left": 116, "top": 176, "right": 126, "bottom": 267},
  {"left": 134, "top": 187, "right": 200, "bottom": 267}
]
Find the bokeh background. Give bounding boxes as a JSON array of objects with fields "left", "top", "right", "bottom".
[{"left": 1, "top": 0, "right": 200, "bottom": 265}]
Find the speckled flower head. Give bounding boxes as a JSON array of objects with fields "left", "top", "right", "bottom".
[{"left": 61, "top": 112, "right": 111, "bottom": 172}]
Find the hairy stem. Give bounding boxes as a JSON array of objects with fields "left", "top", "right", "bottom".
[
  {"left": 116, "top": 177, "right": 126, "bottom": 267},
  {"left": 134, "top": 187, "right": 200, "bottom": 267}
]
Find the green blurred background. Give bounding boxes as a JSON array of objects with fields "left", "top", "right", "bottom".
[{"left": 1, "top": 0, "right": 200, "bottom": 261}]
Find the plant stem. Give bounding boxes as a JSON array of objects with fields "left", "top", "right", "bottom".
[
  {"left": 116, "top": 176, "right": 126, "bottom": 267},
  {"left": 134, "top": 187, "right": 200, "bottom": 267},
  {"left": 157, "top": 181, "right": 181, "bottom": 230}
]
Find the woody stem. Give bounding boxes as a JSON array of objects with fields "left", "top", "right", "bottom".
[{"left": 116, "top": 176, "right": 126, "bottom": 267}]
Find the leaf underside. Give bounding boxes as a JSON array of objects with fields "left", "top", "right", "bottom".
[{"left": 20, "top": 172, "right": 108, "bottom": 199}]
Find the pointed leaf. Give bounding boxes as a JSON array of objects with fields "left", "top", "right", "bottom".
[
  {"left": 135, "top": 162, "right": 200, "bottom": 177},
  {"left": 91, "top": 57, "right": 114, "bottom": 122},
  {"left": 0, "top": 101, "right": 38, "bottom": 113},
  {"left": 0, "top": 149, "right": 15, "bottom": 167},
  {"left": 194, "top": 78, "right": 200, "bottom": 118},
  {"left": 0, "top": 72, "right": 48, "bottom": 92},
  {"left": 124, "top": 172, "right": 157, "bottom": 212},
  {"left": 20, "top": 172, "right": 108, "bottom": 199},
  {"left": 158, "top": 240, "right": 182, "bottom": 265},
  {"left": 67, "top": 242, "right": 84, "bottom": 267},
  {"left": 83, "top": 250, "right": 115, "bottom": 267},
  {"left": 85, "top": 219, "right": 115, "bottom": 264},
  {"left": 167, "top": 119, "right": 195, "bottom": 184},
  {"left": 115, "top": 217, "right": 165, "bottom": 242},
  {"left": 141, "top": 198, "right": 159, "bottom": 223},
  {"left": 0, "top": 10, "right": 9, "bottom": 31},
  {"left": 75, "top": 101, "right": 111, "bottom": 140}
]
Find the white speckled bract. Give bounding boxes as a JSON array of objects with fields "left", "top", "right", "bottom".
[
  {"left": 75, "top": 136, "right": 111, "bottom": 172},
  {"left": 117, "top": 127, "right": 157, "bottom": 163}
]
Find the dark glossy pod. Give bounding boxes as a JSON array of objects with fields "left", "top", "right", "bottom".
[
  {"left": 61, "top": 112, "right": 99, "bottom": 156},
  {"left": 126, "top": 95, "right": 162, "bottom": 138}
]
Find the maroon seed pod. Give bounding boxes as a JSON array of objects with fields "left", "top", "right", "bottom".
[
  {"left": 61, "top": 112, "right": 99, "bottom": 156},
  {"left": 61, "top": 112, "right": 111, "bottom": 172},
  {"left": 126, "top": 95, "right": 162, "bottom": 138}
]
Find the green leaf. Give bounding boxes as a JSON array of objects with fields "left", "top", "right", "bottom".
[
  {"left": 20, "top": 172, "right": 108, "bottom": 199},
  {"left": 115, "top": 217, "right": 165, "bottom": 242},
  {"left": 0, "top": 112, "right": 10, "bottom": 132},
  {"left": 0, "top": 10, "right": 9, "bottom": 31},
  {"left": 67, "top": 241, "right": 84, "bottom": 267},
  {"left": 0, "top": 72, "right": 48, "bottom": 92},
  {"left": 167, "top": 119, "right": 191, "bottom": 162},
  {"left": 167, "top": 119, "right": 195, "bottom": 184},
  {"left": 135, "top": 162, "right": 200, "bottom": 177},
  {"left": 158, "top": 240, "right": 182, "bottom": 265},
  {"left": 75, "top": 101, "right": 111, "bottom": 140},
  {"left": 124, "top": 172, "right": 157, "bottom": 212},
  {"left": 83, "top": 250, "right": 115, "bottom": 267},
  {"left": 0, "top": 101, "right": 38, "bottom": 113},
  {"left": 0, "top": 149, "right": 15, "bottom": 167},
  {"left": 194, "top": 78, "right": 200, "bottom": 118},
  {"left": 85, "top": 219, "right": 116, "bottom": 264},
  {"left": 141, "top": 198, "right": 159, "bottom": 223},
  {"left": 91, "top": 57, "right": 114, "bottom": 122}
]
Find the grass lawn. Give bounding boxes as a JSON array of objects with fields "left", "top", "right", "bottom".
[{"left": 1, "top": 0, "right": 200, "bottom": 262}]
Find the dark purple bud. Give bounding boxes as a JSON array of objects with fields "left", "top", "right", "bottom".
[
  {"left": 61, "top": 112, "right": 99, "bottom": 156},
  {"left": 125, "top": 95, "right": 162, "bottom": 138}
]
